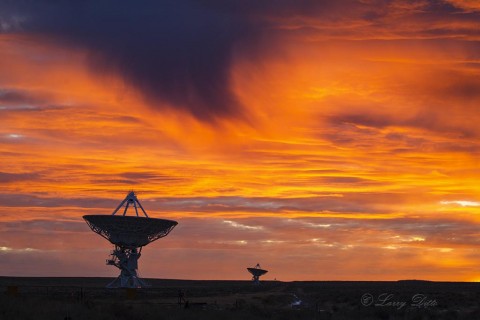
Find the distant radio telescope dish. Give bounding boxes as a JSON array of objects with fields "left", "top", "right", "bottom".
[
  {"left": 83, "top": 191, "right": 177, "bottom": 288},
  {"left": 247, "top": 263, "right": 268, "bottom": 284}
]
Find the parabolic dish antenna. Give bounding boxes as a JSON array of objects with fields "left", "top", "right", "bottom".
[
  {"left": 83, "top": 191, "right": 177, "bottom": 288},
  {"left": 247, "top": 263, "right": 268, "bottom": 284}
]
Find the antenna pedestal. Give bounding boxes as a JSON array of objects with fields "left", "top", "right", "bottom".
[
  {"left": 105, "top": 246, "right": 149, "bottom": 288},
  {"left": 107, "top": 273, "right": 149, "bottom": 289}
]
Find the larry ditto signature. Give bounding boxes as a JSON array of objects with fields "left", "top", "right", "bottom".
[{"left": 361, "top": 293, "right": 438, "bottom": 310}]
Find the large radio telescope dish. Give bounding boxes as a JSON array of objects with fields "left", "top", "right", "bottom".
[
  {"left": 247, "top": 263, "right": 268, "bottom": 284},
  {"left": 83, "top": 191, "right": 177, "bottom": 288}
]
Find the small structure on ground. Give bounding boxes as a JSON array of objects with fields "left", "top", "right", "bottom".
[{"left": 247, "top": 263, "right": 268, "bottom": 284}]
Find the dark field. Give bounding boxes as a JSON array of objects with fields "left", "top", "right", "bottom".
[{"left": 1, "top": 277, "right": 480, "bottom": 319}]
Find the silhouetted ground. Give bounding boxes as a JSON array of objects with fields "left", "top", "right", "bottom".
[{"left": 1, "top": 277, "right": 480, "bottom": 319}]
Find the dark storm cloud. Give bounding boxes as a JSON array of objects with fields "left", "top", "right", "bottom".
[
  {"left": 0, "top": 0, "right": 412, "bottom": 121},
  {"left": 2, "top": 1, "right": 478, "bottom": 122},
  {"left": 0, "top": 0, "right": 262, "bottom": 121}
]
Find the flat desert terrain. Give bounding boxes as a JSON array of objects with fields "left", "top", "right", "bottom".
[{"left": 1, "top": 277, "right": 480, "bottom": 319}]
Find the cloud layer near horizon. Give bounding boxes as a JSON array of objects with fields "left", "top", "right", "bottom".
[{"left": 1, "top": 0, "right": 480, "bottom": 281}]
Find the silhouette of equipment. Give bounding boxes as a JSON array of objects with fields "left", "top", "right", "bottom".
[
  {"left": 247, "top": 263, "right": 268, "bottom": 284},
  {"left": 83, "top": 191, "right": 177, "bottom": 288}
]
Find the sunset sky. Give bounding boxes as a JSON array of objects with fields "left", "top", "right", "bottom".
[{"left": 1, "top": 0, "right": 480, "bottom": 281}]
